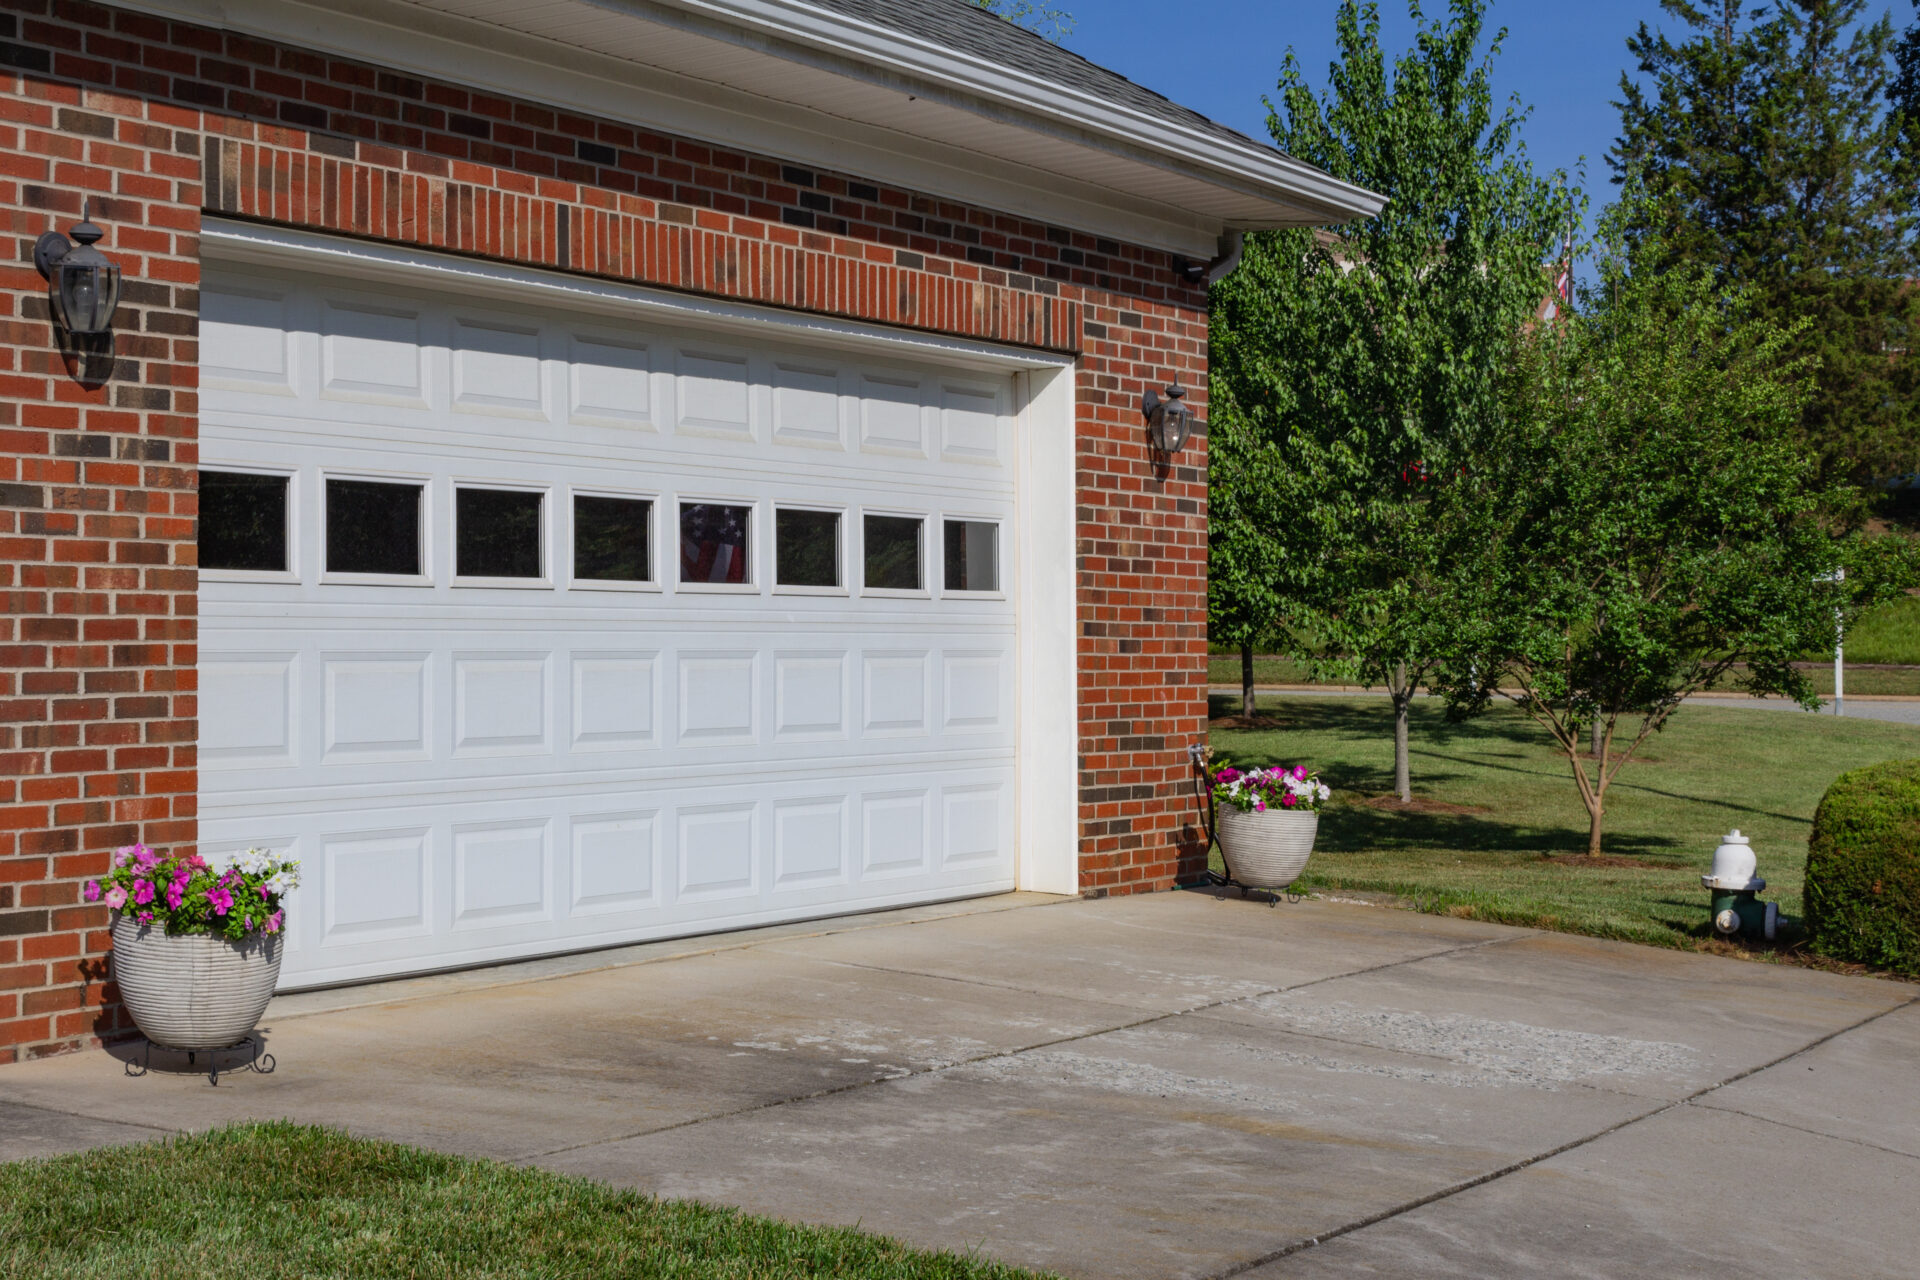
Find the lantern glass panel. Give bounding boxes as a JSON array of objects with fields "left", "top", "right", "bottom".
[{"left": 58, "top": 261, "right": 119, "bottom": 334}]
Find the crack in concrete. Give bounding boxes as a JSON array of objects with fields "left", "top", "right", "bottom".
[
  {"left": 1688, "top": 1100, "right": 1920, "bottom": 1164},
  {"left": 1200, "top": 992, "right": 1920, "bottom": 1280},
  {"left": 0, "top": 1096, "right": 177, "bottom": 1140}
]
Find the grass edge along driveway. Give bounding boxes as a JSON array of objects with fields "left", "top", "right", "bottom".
[
  {"left": 0, "top": 1121, "right": 1056, "bottom": 1280},
  {"left": 1209, "top": 695, "right": 1920, "bottom": 964}
]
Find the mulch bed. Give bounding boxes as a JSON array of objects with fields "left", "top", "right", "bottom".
[
  {"left": 1208, "top": 713, "right": 1291, "bottom": 730},
  {"left": 1359, "top": 794, "right": 1489, "bottom": 815}
]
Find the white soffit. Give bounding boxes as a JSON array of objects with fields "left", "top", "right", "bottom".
[{"left": 120, "top": 0, "right": 1383, "bottom": 256}]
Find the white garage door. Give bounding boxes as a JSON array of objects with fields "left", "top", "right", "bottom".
[{"left": 197, "top": 255, "right": 1024, "bottom": 989}]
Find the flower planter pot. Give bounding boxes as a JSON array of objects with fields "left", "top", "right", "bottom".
[
  {"left": 1216, "top": 807, "right": 1318, "bottom": 889},
  {"left": 111, "top": 915, "right": 282, "bottom": 1051}
]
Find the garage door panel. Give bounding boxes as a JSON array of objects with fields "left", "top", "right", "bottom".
[
  {"left": 569, "top": 651, "right": 660, "bottom": 751},
  {"left": 567, "top": 333, "right": 657, "bottom": 431},
  {"left": 569, "top": 810, "right": 661, "bottom": 915},
  {"left": 203, "top": 264, "right": 1019, "bottom": 989}
]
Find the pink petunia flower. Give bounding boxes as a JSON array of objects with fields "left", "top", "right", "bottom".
[
  {"left": 136, "top": 910, "right": 154, "bottom": 925},
  {"left": 104, "top": 885, "right": 128, "bottom": 911},
  {"left": 1281, "top": 792, "right": 1297, "bottom": 807},
  {"left": 1293, "top": 765, "right": 1309, "bottom": 781},
  {"left": 207, "top": 886, "right": 234, "bottom": 916},
  {"left": 265, "top": 910, "right": 284, "bottom": 935},
  {"left": 131, "top": 844, "right": 158, "bottom": 868},
  {"left": 132, "top": 879, "right": 155, "bottom": 906},
  {"left": 165, "top": 881, "right": 185, "bottom": 910},
  {"left": 83, "top": 880, "right": 102, "bottom": 902}
]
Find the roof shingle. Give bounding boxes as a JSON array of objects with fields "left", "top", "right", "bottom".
[{"left": 799, "top": 0, "right": 1284, "bottom": 157}]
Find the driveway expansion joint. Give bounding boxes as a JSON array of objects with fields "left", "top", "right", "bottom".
[
  {"left": 521, "top": 932, "right": 1523, "bottom": 1165},
  {"left": 1198, "top": 990, "right": 1920, "bottom": 1279}
]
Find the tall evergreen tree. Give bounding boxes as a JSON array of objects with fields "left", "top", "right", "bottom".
[
  {"left": 1209, "top": 0, "right": 1570, "bottom": 799},
  {"left": 1611, "top": 0, "right": 1920, "bottom": 486},
  {"left": 1894, "top": 2, "right": 1920, "bottom": 164}
]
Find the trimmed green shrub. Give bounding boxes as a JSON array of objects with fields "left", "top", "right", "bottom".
[{"left": 1804, "top": 759, "right": 1920, "bottom": 974}]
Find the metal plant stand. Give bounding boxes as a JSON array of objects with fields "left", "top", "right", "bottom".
[
  {"left": 1188, "top": 744, "right": 1302, "bottom": 906},
  {"left": 124, "top": 1035, "right": 276, "bottom": 1087}
]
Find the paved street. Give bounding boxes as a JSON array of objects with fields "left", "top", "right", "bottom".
[
  {"left": 1212, "top": 684, "right": 1920, "bottom": 726},
  {"left": 2, "top": 891, "right": 1915, "bottom": 1279}
]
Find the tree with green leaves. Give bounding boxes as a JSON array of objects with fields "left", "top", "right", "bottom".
[
  {"left": 1430, "top": 222, "right": 1918, "bottom": 855},
  {"left": 1208, "top": 0, "right": 1572, "bottom": 798},
  {"left": 1612, "top": 0, "right": 1920, "bottom": 487},
  {"left": 972, "top": 0, "right": 1073, "bottom": 43}
]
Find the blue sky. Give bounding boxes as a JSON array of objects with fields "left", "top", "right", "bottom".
[{"left": 1051, "top": 1, "right": 1903, "bottom": 236}]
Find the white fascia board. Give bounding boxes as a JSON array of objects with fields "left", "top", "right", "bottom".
[
  {"left": 614, "top": 0, "right": 1385, "bottom": 224},
  {"left": 111, "top": 0, "right": 1239, "bottom": 255},
  {"left": 201, "top": 218, "right": 1073, "bottom": 374}
]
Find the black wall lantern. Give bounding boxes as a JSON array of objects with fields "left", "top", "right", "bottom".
[
  {"left": 1142, "top": 381, "right": 1196, "bottom": 456},
  {"left": 35, "top": 201, "right": 122, "bottom": 337}
]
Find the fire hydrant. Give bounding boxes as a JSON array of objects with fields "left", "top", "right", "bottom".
[{"left": 1703, "top": 829, "right": 1778, "bottom": 941}]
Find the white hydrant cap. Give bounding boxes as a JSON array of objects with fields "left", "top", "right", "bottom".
[{"left": 1703, "top": 828, "right": 1765, "bottom": 892}]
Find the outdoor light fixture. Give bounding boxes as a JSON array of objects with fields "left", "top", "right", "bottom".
[
  {"left": 35, "top": 201, "right": 122, "bottom": 337},
  {"left": 1142, "top": 382, "right": 1196, "bottom": 455}
]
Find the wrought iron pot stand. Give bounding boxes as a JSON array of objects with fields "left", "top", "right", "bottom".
[{"left": 124, "top": 1035, "right": 275, "bottom": 1086}]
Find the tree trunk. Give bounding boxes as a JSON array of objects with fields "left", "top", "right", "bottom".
[
  {"left": 1240, "top": 642, "right": 1256, "bottom": 720},
  {"left": 1586, "top": 794, "right": 1605, "bottom": 855},
  {"left": 1391, "top": 660, "right": 1412, "bottom": 803},
  {"left": 1589, "top": 716, "right": 1602, "bottom": 759}
]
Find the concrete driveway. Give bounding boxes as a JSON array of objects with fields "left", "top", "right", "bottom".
[{"left": 2, "top": 891, "right": 1915, "bottom": 1279}]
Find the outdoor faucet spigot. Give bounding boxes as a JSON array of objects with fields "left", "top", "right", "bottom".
[{"left": 1702, "top": 829, "right": 1778, "bottom": 941}]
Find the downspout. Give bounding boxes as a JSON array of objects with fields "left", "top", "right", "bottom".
[{"left": 1176, "top": 230, "right": 1246, "bottom": 285}]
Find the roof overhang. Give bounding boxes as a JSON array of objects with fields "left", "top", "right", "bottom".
[{"left": 119, "top": 0, "right": 1385, "bottom": 256}]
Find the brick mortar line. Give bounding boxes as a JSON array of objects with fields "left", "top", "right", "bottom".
[
  {"left": 1203, "top": 992, "right": 1920, "bottom": 1279},
  {"left": 519, "top": 931, "right": 1520, "bottom": 1162}
]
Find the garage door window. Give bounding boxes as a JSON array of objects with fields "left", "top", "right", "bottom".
[
  {"left": 775, "top": 507, "right": 842, "bottom": 591},
  {"left": 573, "top": 494, "right": 653, "bottom": 585},
  {"left": 456, "top": 486, "right": 545, "bottom": 581},
  {"left": 863, "top": 514, "right": 923, "bottom": 593},
  {"left": 326, "top": 477, "right": 424, "bottom": 578},
  {"left": 200, "top": 471, "right": 289, "bottom": 574},
  {"left": 680, "top": 501, "right": 752, "bottom": 587},
  {"left": 943, "top": 520, "right": 1000, "bottom": 593}
]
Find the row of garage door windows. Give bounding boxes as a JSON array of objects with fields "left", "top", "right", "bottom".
[{"left": 199, "top": 470, "right": 1002, "bottom": 594}]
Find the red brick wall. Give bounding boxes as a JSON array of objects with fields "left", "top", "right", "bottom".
[{"left": 0, "top": 0, "right": 1209, "bottom": 1062}]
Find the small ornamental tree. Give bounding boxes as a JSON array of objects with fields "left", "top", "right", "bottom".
[
  {"left": 1432, "top": 226, "right": 1919, "bottom": 854},
  {"left": 1211, "top": 0, "right": 1573, "bottom": 799}
]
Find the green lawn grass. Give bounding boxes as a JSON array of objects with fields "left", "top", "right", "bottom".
[
  {"left": 1838, "top": 592, "right": 1920, "bottom": 665},
  {"left": 1208, "top": 694, "right": 1920, "bottom": 956},
  {"left": 0, "top": 1123, "right": 1051, "bottom": 1280}
]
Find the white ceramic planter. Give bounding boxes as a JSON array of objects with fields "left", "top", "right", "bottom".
[
  {"left": 111, "top": 915, "right": 281, "bottom": 1051},
  {"left": 1216, "top": 806, "right": 1318, "bottom": 889}
]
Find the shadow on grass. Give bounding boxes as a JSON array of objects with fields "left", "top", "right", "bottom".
[
  {"left": 1209, "top": 694, "right": 1551, "bottom": 752},
  {"left": 1314, "top": 804, "right": 1686, "bottom": 859}
]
